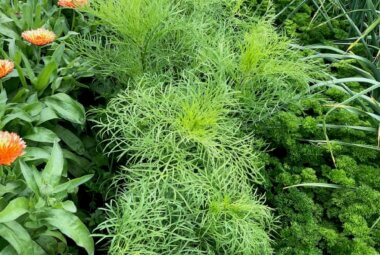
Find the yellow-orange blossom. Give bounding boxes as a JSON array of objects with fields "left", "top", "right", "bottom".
[
  {"left": 58, "top": 0, "right": 88, "bottom": 8},
  {"left": 21, "top": 28, "right": 56, "bottom": 46},
  {"left": 0, "top": 131, "right": 26, "bottom": 166},
  {"left": 0, "top": 60, "right": 14, "bottom": 79}
]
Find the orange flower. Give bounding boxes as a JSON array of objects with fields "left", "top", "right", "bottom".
[
  {"left": 58, "top": 0, "right": 88, "bottom": 8},
  {"left": 0, "top": 60, "right": 14, "bottom": 79},
  {"left": 0, "top": 131, "right": 26, "bottom": 166},
  {"left": 21, "top": 28, "right": 56, "bottom": 46}
]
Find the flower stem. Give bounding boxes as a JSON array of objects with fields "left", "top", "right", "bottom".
[
  {"left": 0, "top": 166, "right": 4, "bottom": 181},
  {"left": 71, "top": 12, "right": 76, "bottom": 31}
]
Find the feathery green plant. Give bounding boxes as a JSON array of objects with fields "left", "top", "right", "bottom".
[
  {"left": 72, "top": 0, "right": 200, "bottom": 85},
  {"left": 96, "top": 162, "right": 274, "bottom": 255},
  {"left": 74, "top": 0, "right": 329, "bottom": 254},
  {"left": 90, "top": 75, "right": 264, "bottom": 181},
  {"left": 238, "top": 20, "right": 326, "bottom": 124}
]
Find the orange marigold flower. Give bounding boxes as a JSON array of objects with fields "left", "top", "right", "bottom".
[
  {"left": 0, "top": 60, "right": 14, "bottom": 79},
  {"left": 0, "top": 131, "right": 26, "bottom": 166},
  {"left": 21, "top": 28, "right": 56, "bottom": 46},
  {"left": 58, "top": 0, "right": 88, "bottom": 8}
]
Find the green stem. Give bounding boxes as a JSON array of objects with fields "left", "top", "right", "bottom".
[
  {"left": 35, "top": 46, "right": 41, "bottom": 64},
  {"left": 0, "top": 166, "right": 4, "bottom": 181},
  {"left": 71, "top": 12, "right": 76, "bottom": 31}
]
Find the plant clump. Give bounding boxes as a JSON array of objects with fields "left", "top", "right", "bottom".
[{"left": 78, "top": 0, "right": 328, "bottom": 254}]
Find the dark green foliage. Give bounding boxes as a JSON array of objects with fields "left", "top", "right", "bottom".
[
  {"left": 264, "top": 4, "right": 380, "bottom": 253},
  {"left": 259, "top": 93, "right": 380, "bottom": 254},
  {"left": 274, "top": 0, "right": 348, "bottom": 43}
]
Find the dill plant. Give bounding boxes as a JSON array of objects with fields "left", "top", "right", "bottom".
[
  {"left": 237, "top": 20, "right": 326, "bottom": 124},
  {"left": 91, "top": 73, "right": 275, "bottom": 254},
  {"left": 73, "top": 0, "right": 328, "bottom": 254},
  {"left": 96, "top": 162, "right": 274, "bottom": 255},
  {"left": 90, "top": 75, "right": 263, "bottom": 181},
  {"left": 72, "top": 0, "right": 200, "bottom": 84}
]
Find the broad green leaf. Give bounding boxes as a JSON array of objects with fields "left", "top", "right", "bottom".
[
  {"left": 40, "top": 230, "right": 67, "bottom": 244},
  {"left": 38, "top": 107, "right": 59, "bottom": 124},
  {"left": 52, "top": 43, "right": 65, "bottom": 64},
  {"left": 53, "top": 17, "right": 68, "bottom": 36},
  {"left": 53, "top": 174, "right": 93, "bottom": 194},
  {"left": 0, "top": 245, "right": 17, "bottom": 255},
  {"left": 24, "top": 127, "right": 60, "bottom": 144},
  {"left": 0, "top": 90, "right": 7, "bottom": 119},
  {"left": 0, "top": 197, "right": 29, "bottom": 223},
  {"left": 0, "top": 24, "right": 19, "bottom": 39},
  {"left": 34, "top": 4, "right": 42, "bottom": 27},
  {"left": 35, "top": 236, "right": 58, "bottom": 255},
  {"left": 41, "top": 209, "right": 94, "bottom": 255},
  {"left": 62, "top": 150, "right": 90, "bottom": 176},
  {"left": 15, "top": 51, "right": 28, "bottom": 89},
  {"left": 22, "top": 2, "right": 33, "bottom": 27},
  {"left": 24, "top": 147, "right": 50, "bottom": 161},
  {"left": 19, "top": 160, "right": 40, "bottom": 195},
  {"left": 0, "top": 89, "right": 7, "bottom": 104},
  {"left": 34, "top": 61, "right": 57, "bottom": 92},
  {"left": 22, "top": 101, "right": 43, "bottom": 117},
  {"left": 10, "top": 88, "right": 29, "bottom": 104},
  {"left": 52, "top": 125, "right": 86, "bottom": 155},
  {"left": 44, "top": 93, "right": 85, "bottom": 125},
  {"left": 0, "top": 13, "right": 13, "bottom": 24},
  {"left": 0, "top": 221, "right": 46, "bottom": 255},
  {"left": 7, "top": 39, "right": 16, "bottom": 59},
  {"left": 0, "top": 182, "right": 22, "bottom": 196},
  {"left": 42, "top": 142, "right": 64, "bottom": 187},
  {"left": 52, "top": 77, "right": 63, "bottom": 91},
  {"left": 1, "top": 110, "right": 32, "bottom": 128},
  {"left": 60, "top": 201, "right": 77, "bottom": 213},
  {"left": 21, "top": 52, "right": 36, "bottom": 82}
]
